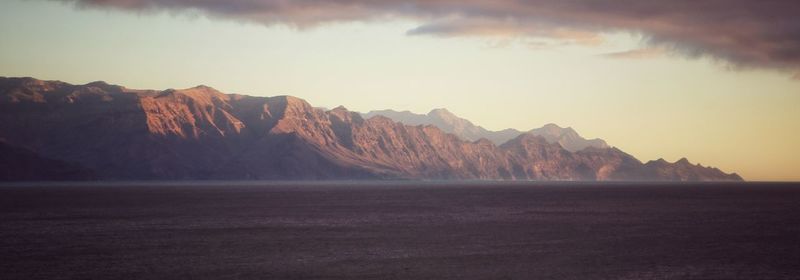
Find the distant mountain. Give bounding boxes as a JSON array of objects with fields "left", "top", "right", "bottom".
[
  {"left": 530, "top": 124, "right": 609, "bottom": 152},
  {"left": 363, "top": 108, "right": 520, "bottom": 145},
  {"left": 0, "top": 77, "right": 741, "bottom": 181},
  {"left": 363, "top": 109, "right": 608, "bottom": 151},
  {"left": 642, "top": 158, "right": 744, "bottom": 181}
]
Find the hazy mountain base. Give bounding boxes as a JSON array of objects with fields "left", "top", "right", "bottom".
[
  {"left": 0, "top": 140, "right": 94, "bottom": 180},
  {"left": 0, "top": 77, "right": 741, "bottom": 181}
]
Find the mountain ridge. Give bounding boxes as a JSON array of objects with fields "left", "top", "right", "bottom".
[
  {"left": 362, "top": 109, "right": 609, "bottom": 151},
  {"left": 0, "top": 77, "right": 742, "bottom": 182}
]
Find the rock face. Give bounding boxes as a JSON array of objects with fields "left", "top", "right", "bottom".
[
  {"left": 363, "top": 109, "right": 608, "bottom": 151},
  {"left": 0, "top": 77, "right": 742, "bottom": 181}
]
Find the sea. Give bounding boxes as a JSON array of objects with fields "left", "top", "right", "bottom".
[{"left": 1, "top": 181, "right": 799, "bottom": 279}]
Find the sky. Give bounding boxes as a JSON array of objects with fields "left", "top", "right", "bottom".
[{"left": 1, "top": 0, "right": 799, "bottom": 181}]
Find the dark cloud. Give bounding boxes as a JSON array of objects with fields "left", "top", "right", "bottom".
[{"left": 56, "top": 0, "right": 800, "bottom": 74}]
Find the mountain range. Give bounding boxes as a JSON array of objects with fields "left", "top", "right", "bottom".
[
  {"left": 363, "top": 109, "right": 609, "bottom": 152},
  {"left": 0, "top": 77, "right": 742, "bottom": 181}
]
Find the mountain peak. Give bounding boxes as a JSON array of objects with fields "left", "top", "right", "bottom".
[
  {"left": 184, "top": 84, "right": 222, "bottom": 93},
  {"left": 428, "top": 108, "right": 459, "bottom": 122},
  {"left": 329, "top": 105, "right": 363, "bottom": 123},
  {"left": 85, "top": 80, "right": 110, "bottom": 87},
  {"left": 535, "top": 123, "right": 567, "bottom": 137},
  {"left": 270, "top": 95, "right": 309, "bottom": 106},
  {"left": 429, "top": 108, "right": 453, "bottom": 115},
  {"left": 266, "top": 95, "right": 314, "bottom": 118},
  {"left": 542, "top": 123, "right": 563, "bottom": 129},
  {"left": 163, "top": 84, "right": 223, "bottom": 95},
  {"left": 190, "top": 84, "right": 214, "bottom": 90},
  {"left": 158, "top": 85, "right": 229, "bottom": 106},
  {"left": 527, "top": 124, "right": 606, "bottom": 152},
  {"left": 84, "top": 80, "right": 127, "bottom": 92}
]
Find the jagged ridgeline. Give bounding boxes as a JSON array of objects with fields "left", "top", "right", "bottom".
[
  {"left": 0, "top": 77, "right": 742, "bottom": 181},
  {"left": 362, "top": 109, "right": 610, "bottom": 151}
]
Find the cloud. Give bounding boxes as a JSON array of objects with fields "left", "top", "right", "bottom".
[
  {"left": 603, "top": 48, "right": 665, "bottom": 60},
  {"left": 406, "top": 18, "right": 604, "bottom": 47},
  {"left": 54, "top": 0, "right": 800, "bottom": 74}
]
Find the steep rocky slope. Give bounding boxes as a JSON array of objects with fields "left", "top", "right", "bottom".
[{"left": 0, "top": 77, "right": 742, "bottom": 181}]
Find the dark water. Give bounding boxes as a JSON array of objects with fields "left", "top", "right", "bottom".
[{"left": 1, "top": 182, "right": 799, "bottom": 280}]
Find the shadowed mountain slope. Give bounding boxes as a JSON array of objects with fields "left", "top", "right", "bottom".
[{"left": 0, "top": 139, "right": 95, "bottom": 181}]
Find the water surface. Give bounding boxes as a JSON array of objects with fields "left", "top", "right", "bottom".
[{"left": 1, "top": 182, "right": 799, "bottom": 279}]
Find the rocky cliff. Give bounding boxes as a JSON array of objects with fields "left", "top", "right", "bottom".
[{"left": 0, "top": 77, "right": 742, "bottom": 181}]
